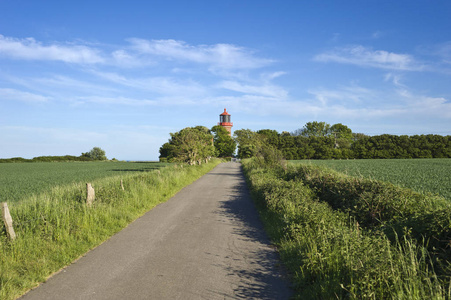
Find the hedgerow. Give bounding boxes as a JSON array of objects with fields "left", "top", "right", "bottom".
[{"left": 242, "top": 158, "right": 450, "bottom": 299}]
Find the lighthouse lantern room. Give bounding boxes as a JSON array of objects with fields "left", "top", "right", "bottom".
[{"left": 218, "top": 108, "right": 233, "bottom": 136}]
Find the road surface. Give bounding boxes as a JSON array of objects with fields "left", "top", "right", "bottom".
[{"left": 20, "top": 162, "right": 293, "bottom": 299}]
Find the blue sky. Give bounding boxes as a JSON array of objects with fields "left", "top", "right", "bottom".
[{"left": 1, "top": 0, "right": 450, "bottom": 160}]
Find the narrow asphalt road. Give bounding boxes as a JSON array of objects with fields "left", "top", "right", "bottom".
[{"left": 20, "top": 162, "right": 293, "bottom": 300}]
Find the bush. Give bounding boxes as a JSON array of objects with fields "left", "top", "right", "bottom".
[{"left": 242, "top": 159, "right": 450, "bottom": 299}]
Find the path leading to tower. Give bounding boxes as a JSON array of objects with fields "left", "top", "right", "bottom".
[{"left": 20, "top": 162, "right": 293, "bottom": 300}]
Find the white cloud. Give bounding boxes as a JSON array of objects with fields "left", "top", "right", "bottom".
[
  {"left": 305, "top": 83, "right": 451, "bottom": 120},
  {"left": 127, "top": 38, "right": 273, "bottom": 70},
  {"left": 384, "top": 73, "right": 405, "bottom": 87},
  {"left": 0, "top": 35, "right": 105, "bottom": 64},
  {"left": 111, "top": 49, "right": 150, "bottom": 68},
  {"left": 308, "top": 85, "right": 375, "bottom": 106},
  {"left": 0, "top": 88, "right": 49, "bottom": 103},
  {"left": 432, "top": 42, "right": 451, "bottom": 66},
  {"left": 77, "top": 96, "right": 159, "bottom": 106},
  {"left": 218, "top": 80, "right": 288, "bottom": 99},
  {"left": 261, "top": 71, "right": 286, "bottom": 81},
  {"left": 91, "top": 71, "right": 208, "bottom": 97},
  {"left": 314, "top": 45, "right": 422, "bottom": 71}
]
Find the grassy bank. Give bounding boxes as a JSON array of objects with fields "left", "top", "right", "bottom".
[
  {"left": 242, "top": 159, "right": 450, "bottom": 299},
  {"left": 0, "top": 160, "right": 221, "bottom": 300}
]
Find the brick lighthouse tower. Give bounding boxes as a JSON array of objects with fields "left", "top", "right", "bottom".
[{"left": 218, "top": 108, "right": 233, "bottom": 136}]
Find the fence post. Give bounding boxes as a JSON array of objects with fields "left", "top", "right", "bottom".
[
  {"left": 120, "top": 179, "right": 124, "bottom": 191},
  {"left": 86, "top": 183, "right": 95, "bottom": 207},
  {"left": 1, "top": 202, "right": 16, "bottom": 240}
]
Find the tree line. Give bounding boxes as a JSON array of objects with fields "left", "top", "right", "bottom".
[
  {"left": 160, "top": 121, "right": 450, "bottom": 163},
  {"left": 234, "top": 122, "right": 451, "bottom": 160},
  {"left": 0, "top": 147, "right": 108, "bottom": 163}
]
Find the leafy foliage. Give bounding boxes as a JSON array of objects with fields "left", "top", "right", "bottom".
[
  {"left": 81, "top": 147, "right": 107, "bottom": 161},
  {"left": 233, "top": 128, "right": 261, "bottom": 158},
  {"left": 236, "top": 122, "right": 451, "bottom": 160},
  {"left": 159, "top": 126, "right": 215, "bottom": 165},
  {"left": 211, "top": 125, "right": 237, "bottom": 157},
  {"left": 291, "top": 121, "right": 332, "bottom": 137}
]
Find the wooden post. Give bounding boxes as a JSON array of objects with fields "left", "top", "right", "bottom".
[
  {"left": 120, "top": 179, "right": 124, "bottom": 190},
  {"left": 86, "top": 183, "right": 95, "bottom": 207},
  {"left": 1, "top": 202, "right": 16, "bottom": 240}
]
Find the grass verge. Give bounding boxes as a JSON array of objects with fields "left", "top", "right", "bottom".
[
  {"left": 0, "top": 160, "right": 221, "bottom": 300},
  {"left": 242, "top": 158, "right": 450, "bottom": 299}
]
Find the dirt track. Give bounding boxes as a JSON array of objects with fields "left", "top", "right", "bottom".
[{"left": 20, "top": 162, "right": 292, "bottom": 299}]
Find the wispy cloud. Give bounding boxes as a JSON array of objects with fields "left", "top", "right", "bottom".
[
  {"left": 430, "top": 41, "right": 451, "bottom": 65},
  {"left": 0, "top": 88, "right": 49, "bottom": 103},
  {"left": 306, "top": 83, "right": 451, "bottom": 120},
  {"left": 308, "top": 85, "right": 376, "bottom": 107},
  {"left": 0, "top": 35, "right": 105, "bottom": 64},
  {"left": 90, "top": 70, "right": 208, "bottom": 97},
  {"left": 384, "top": 73, "right": 405, "bottom": 87},
  {"left": 217, "top": 80, "right": 288, "bottom": 99},
  {"left": 77, "top": 96, "right": 159, "bottom": 106},
  {"left": 314, "top": 45, "right": 423, "bottom": 71},
  {"left": 127, "top": 38, "right": 273, "bottom": 70}
]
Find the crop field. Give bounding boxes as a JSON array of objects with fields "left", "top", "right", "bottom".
[
  {"left": 291, "top": 158, "right": 451, "bottom": 200},
  {"left": 0, "top": 161, "right": 170, "bottom": 203}
]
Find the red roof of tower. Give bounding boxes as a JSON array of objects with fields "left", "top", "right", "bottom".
[{"left": 220, "top": 108, "right": 230, "bottom": 116}]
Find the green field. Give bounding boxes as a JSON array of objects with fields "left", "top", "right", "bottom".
[
  {"left": 0, "top": 161, "right": 170, "bottom": 203},
  {"left": 291, "top": 158, "right": 451, "bottom": 200}
]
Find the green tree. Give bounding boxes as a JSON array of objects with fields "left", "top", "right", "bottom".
[
  {"left": 330, "top": 123, "right": 353, "bottom": 149},
  {"left": 158, "top": 142, "right": 175, "bottom": 162},
  {"left": 293, "top": 121, "right": 332, "bottom": 137},
  {"left": 233, "top": 129, "right": 261, "bottom": 159},
  {"left": 211, "top": 125, "right": 237, "bottom": 157},
  {"left": 160, "top": 126, "right": 215, "bottom": 165},
  {"left": 81, "top": 147, "right": 107, "bottom": 161}
]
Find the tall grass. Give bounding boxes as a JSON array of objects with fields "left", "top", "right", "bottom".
[
  {"left": 0, "top": 160, "right": 221, "bottom": 300},
  {"left": 242, "top": 158, "right": 450, "bottom": 299}
]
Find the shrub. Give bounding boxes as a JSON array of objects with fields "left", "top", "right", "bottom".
[{"left": 242, "top": 158, "right": 450, "bottom": 299}]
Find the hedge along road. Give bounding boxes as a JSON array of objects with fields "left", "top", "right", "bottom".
[{"left": 20, "top": 162, "right": 293, "bottom": 300}]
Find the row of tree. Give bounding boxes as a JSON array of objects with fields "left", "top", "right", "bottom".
[
  {"left": 160, "top": 121, "right": 450, "bottom": 163},
  {"left": 234, "top": 122, "right": 451, "bottom": 159},
  {"left": 0, "top": 147, "right": 108, "bottom": 163},
  {"left": 159, "top": 126, "right": 236, "bottom": 164}
]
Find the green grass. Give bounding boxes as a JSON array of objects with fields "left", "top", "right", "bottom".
[
  {"left": 243, "top": 159, "right": 450, "bottom": 299},
  {"left": 0, "top": 160, "right": 221, "bottom": 300},
  {"left": 0, "top": 161, "right": 170, "bottom": 203},
  {"left": 290, "top": 159, "right": 451, "bottom": 200}
]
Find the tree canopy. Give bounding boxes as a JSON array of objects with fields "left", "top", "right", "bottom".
[
  {"left": 159, "top": 126, "right": 215, "bottom": 165},
  {"left": 159, "top": 121, "right": 450, "bottom": 163},
  {"left": 234, "top": 122, "right": 450, "bottom": 160},
  {"left": 211, "top": 125, "right": 236, "bottom": 157},
  {"left": 81, "top": 147, "right": 107, "bottom": 161}
]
